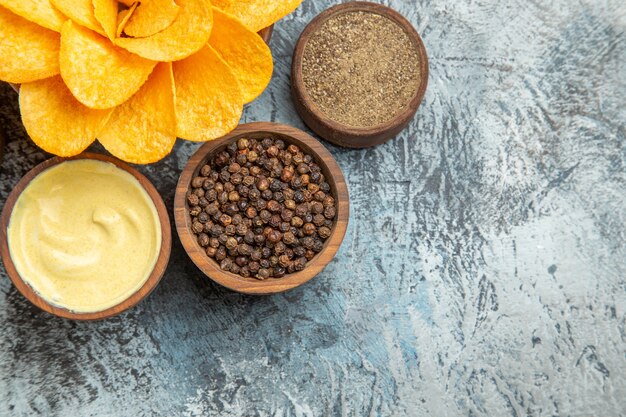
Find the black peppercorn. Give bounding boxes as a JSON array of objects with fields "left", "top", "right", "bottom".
[
  {"left": 267, "top": 200, "right": 281, "bottom": 212},
  {"left": 293, "top": 153, "right": 304, "bottom": 164},
  {"left": 188, "top": 193, "right": 200, "bottom": 206},
  {"left": 291, "top": 177, "right": 303, "bottom": 189},
  {"left": 291, "top": 216, "right": 304, "bottom": 228},
  {"left": 219, "top": 214, "right": 232, "bottom": 226},
  {"left": 283, "top": 231, "right": 297, "bottom": 245},
  {"left": 256, "top": 177, "right": 269, "bottom": 191},
  {"left": 197, "top": 233, "right": 209, "bottom": 247},
  {"left": 273, "top": 191, "right": 284, "bottom": 203},
  {"left": 313, "top": 214, "right": 326, "bottom": 226},
  {"left": 205, "top": 189, "right": 217, "bottom": 202},
  {"left": 281, "top": 166, "right": 295, "bottom": 182},
  {"left": 279, "top": 222, "right": 291, "bottom": 233},
  {"left": 284, "top": 199, "right": 296, "bottom": 211},
  {"left": 312, "top": 239, "right": 325, "bottom": 253},
  {"left": 310, "top": 201, "right": 324, "bottom": 214},
  {"left": 228, "top": 163, "right": 241, "bottom": 173},
  {"left": 254, "top": 234, "right": 265, "bottom": 245},
  {"left": 215, "top": 246, "right": 227, "bottom": 261},
  {"left": 293, "top": 257, "right": 307, "bottom": 271},
  {"left": 248, "top": 188, "right": 261, "bottom": 200},
  {"left": 200, "top": 164, "right": 212, "bottom": 176},
  {"left": 235, "top": 223, "right": 247, "bottom": 236},
  {"left": 244, "top": 230, "right": 255, "bottom": 244},
  {"left": 281, "top": 209, "right": 293, "bottom": 222},
  {"left": 237, "top": 138, "right": 249, "bottom": 150},
  {"left": 267, "top": 229, "right": 282, "bottom": 243},
  {"left": 269, "top": 214, "right": 282, "bottom": 228},
  {"left": 243, "top": 175, "right": 255, "bottom": 187},
  {"left": 255, "top": 198, "right": 267, "bottom": 210},
  {"left": 266, "top": 145, "right": 279, "bottom": 157},
  {"left": 192, "top": 221, "right": 204, "bottom": 234},
  {"left": 238, "top": 243, "right": 253, "bottom": 256},
  {"left": 318, "top": 226, "right": 331, "bottom": 239},
  {"left": 192, "top": 176, "right": 204, "bottom": 188},
  {"left": 245, "top": 206, "right": 257, "bottom": 219},
  {"left": 248, "top": 261, "right": 260, "bottom": 273}
]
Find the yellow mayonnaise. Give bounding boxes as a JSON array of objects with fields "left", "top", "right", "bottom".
[{"left": 7, "top": 159, "right": 161, "bottom": 313}]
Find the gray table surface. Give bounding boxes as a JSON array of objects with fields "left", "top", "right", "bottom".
[{"left": 1, "top": 1, "right": 625, "bottom": 416}]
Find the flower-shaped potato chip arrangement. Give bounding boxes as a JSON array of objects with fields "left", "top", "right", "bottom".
[{"left": 0, "top": 0, "right": 301, "bottom": 163}]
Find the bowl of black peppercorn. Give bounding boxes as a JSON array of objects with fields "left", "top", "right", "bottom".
[{"left": 174, "top": 122, "right": 349, "bottom": 294}]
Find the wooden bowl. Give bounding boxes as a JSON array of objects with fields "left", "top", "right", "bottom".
[
  {"left": 0, "top": 153, "right": 172, "bottom": 320},
  {"left": 174, "top": 122, "right": 349, "bottom": 295},
  {"left": 7, "top": 24, "right": 274, "bottom": 94},
  {"left": 291, "top": 2, "right": 429, "bottom": 148}
]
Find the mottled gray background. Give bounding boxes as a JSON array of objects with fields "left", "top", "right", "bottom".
[{"left": 1, "top": 0, "right": 625, "bottom": 416}]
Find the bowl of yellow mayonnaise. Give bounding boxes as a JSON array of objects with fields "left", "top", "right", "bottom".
[{"left": 0, "top": 153, "right": 171, "bottom": 320}]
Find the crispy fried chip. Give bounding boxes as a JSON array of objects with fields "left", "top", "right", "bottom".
[
  {"left": 51, "top": 0, "right": 104, "bottom": 35},
  {"left": 118, "top": 0, "right": 134, "bottom": 6},
  {"left": 123, "top": 0, "right": 180, "bottom": 38},
  {"left": 0, "top": 0, "right": 65, "bottom": 32},
  {"left": 0, "top": 6, "right": 60, "bottom": 83},
  {"left": 98, "top": 63, "right": 176, "bottom": 163},
  {"left": 115, "top": 0, "right": 212, "bottom": 62},
  {"left": 211, "top": 0, "right": 301, "bottom": 32},
  {"left": 60, "top": 20, "right": 156, "bottom": 109},
  {"left": 209, "top": 8, "right": 272, "bottom": 103},
  {"left": 92, "top": 0, "right": 117, "bottom": 40},
  {"left": 116, "top": 2, "right": 138, "bottom": 38},
  {"left": 19, "top": 76, "right": 113, "bottom": 156},
  {"left": 173, "top": 44, "right": 243, "bottom": 141}
]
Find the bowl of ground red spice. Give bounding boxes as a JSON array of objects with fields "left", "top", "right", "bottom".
[
  {"left": 291, "top": 2, "right": 429, "bottom": 148},
  {"left": 174, "top": 122, "right": 349, "bottom": 294}
]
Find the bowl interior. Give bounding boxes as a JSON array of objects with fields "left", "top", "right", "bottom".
[
  {"left": 0, "top": 153, "right": 172, "bottom": 320},
  {"left": 176, "top": 123, "right": 349, "bottom": 294}
]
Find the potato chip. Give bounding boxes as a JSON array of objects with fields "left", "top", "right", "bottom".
[
  {"left": 51, "top": 0, "right": 105, "bottom": 35},
  {"left": 92, "top": 0, "right": 117, "bottom": 40},
  {"left": 0, "top": 0, "right": 65, "bottom": 32},
  {"left": 118, "top": 0, "right": 134, "bottom": 6},
  {"left": 60, "top": 20, "right": 156, "bottom": 109},
  {"left": 98, "top": 63, "right": 176, "bottom": 163},
  {"left": 19, "top": 76, "right": 113, "bottom": 156},
  {"left": 173, "top": 44, "right": 243, "bottom": 141},
  {"left": 0, "top": 6, "right": 60, "bottom": 83},
  {"left": 123, "top": 0, "right": 180, "bottom": 38},
  {"left": 209, "top": 8, "right": 272, "bottom": 103},
  {"left": 211, "top": 0, "right": 301, "bottom": 33},
  {"left": 115, "top": 0, "right": 212, "bottom": 62},
  {"left": 116, "top": 2, "right": 138, "bottom": 38}
]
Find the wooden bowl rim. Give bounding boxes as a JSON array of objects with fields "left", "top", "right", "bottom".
[
  {"left": 291, "top": 1, "right": 429, "bottom": 148},
  {"left": 174, "top": 122, "right": 349, "bottom": 295},
  {"left": 0, "top": 152, "right": 172, "bottom": 320}
]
